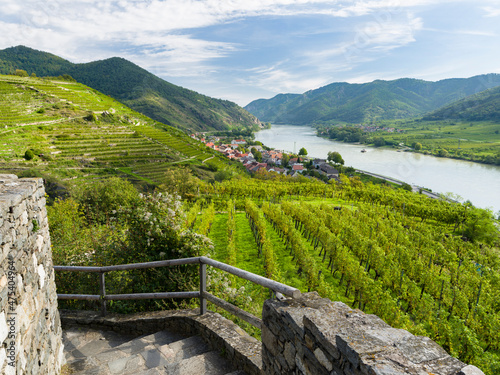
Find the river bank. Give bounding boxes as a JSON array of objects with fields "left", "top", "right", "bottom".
[
  {"left": 255, "top": 124, "right": 500, "bottom": 213},
  {"left": 313, "top": 123, "right": 500, "bottom": 167}
]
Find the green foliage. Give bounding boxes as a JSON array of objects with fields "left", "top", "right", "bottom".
[
  {"left": 245, "top": 74, "right": 500, "bottom": 124},
  {"left": 24, "top": 149, "right": 35, "bottom": 160},
  {"left": 298, "top": 147, "right": 308, "bottom": 156},
  {"left": 84, "top": 112, "right": 97, "bottom": 122},
  {"left": 413, "top": 142, "right": 422, "bottom": 151},
  {"left": 15, "top": 69, "right": 28, "bottom": 77},
  {"left": 251, "top": 147, "right": 262, "bottom": 162},
  {"left": 158, "top": 167, "right": 199, "bottom": 199},
  {"left": 400, "top": 182, "right": 413, "bottom": 192},
  {"left": 72, "top": 177, "right": 140, "bottom": 225},
  {"left": 327, "top": 151, "right": 344, "bottom": 165},
  {"left": 424, "top": 85, "right": 500, "bottom": 122},
  {"left": 373, "top": 136, "right": 386, "bottom": 147},
  {"left": 214, "top": 170, "right": 233, "bottom": 182},
  {"left": 49, "top": 188, "right": 213, "bottom": 313},
  {"left": 461, "top": 206, "right": 499, "bottom": 245}
]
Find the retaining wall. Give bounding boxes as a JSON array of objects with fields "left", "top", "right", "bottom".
[{"left": 0, "top": 175, "right": 64, "bottom": 375}]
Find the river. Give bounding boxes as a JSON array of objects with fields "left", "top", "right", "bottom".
[{"left": 255, "top": 124, "right": 500, "bottom": 213}]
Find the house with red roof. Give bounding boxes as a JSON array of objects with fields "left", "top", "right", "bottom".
[{"left": 292, "top": 164, "right": 305, "bottom": 173}]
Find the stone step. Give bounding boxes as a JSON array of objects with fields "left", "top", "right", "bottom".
[
  {"left": 63, "top": 326, "right": 246, "bottom": 375},
  {"left": 164, "top": 350, "right": 235, "bottom": 375},
  {"left": 63, "top": 326, "right": 138, "bottom": 361}
]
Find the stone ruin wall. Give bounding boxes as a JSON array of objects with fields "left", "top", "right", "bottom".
[
  {"left": 262, "top": 292, "right": 484, "bottom": 375},
  {"left": 0, "top": 175, "right": 64, "bottom": 375}
]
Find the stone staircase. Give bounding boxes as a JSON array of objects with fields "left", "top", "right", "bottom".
[{"left": 62, "top": 326, "right": 247, "bottom": 375}]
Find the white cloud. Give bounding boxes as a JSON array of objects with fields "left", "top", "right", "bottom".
[
  {"left": 0, "top": 0, "right": 497, "bottom": 104},
  {"left": 302, "top": 13, "right": 423, "bottom": 68},
  {"left": 483, "top": 6, "right": 500, "bottom": 17}
]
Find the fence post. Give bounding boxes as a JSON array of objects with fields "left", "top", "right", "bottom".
[
  {"left": 199, "top": 262, "right": 207, "bottom": 315},
  {"left": 99, "top": 272, "right": 106, "bottom": 316}
]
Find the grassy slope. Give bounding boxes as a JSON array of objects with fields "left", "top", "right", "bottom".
[{"left": 0, "top": 74, "right": 238, "bottom": 192}]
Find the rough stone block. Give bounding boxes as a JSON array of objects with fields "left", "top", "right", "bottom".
[
  {"left": 395, "top": 335, "right": 449, "bottom": 364},
  {"left": 262, "top": 325, "right": 279, "bottom": 357},
  {"left": 457, "top": 365, "right": 486, "bottom": 375}
]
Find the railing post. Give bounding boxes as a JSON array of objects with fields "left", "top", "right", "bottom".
[
  {"left": 99, "top": 272, "right": 106, "bottom": 316},
  {"left": 199, "top": 262, "right": 207, "bottom": 315}
]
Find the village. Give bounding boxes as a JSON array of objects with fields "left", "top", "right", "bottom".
[{"left": 191, "top": 134, "right": 341, "bottom": 181}]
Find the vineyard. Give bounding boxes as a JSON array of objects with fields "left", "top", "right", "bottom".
[
  {"left": 189, "top": 178, "right": 500, "bottom": 373},
  {"left": 0, "top": 74, "right": 234, "bottom": 186},
  {"left": 2, "top": 74, "right": 500, "bottom": 374}
]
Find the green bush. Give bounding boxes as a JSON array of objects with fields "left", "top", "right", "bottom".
[{"left": 24, "top": 149, "right": 35, "bottom": 160}]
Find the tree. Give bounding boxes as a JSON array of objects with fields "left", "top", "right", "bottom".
[
  {"left": 461, "top": 207, "right": 499, "bottom": 245},
  {"left": 15, "top": 69, "right": 28, "bottom": 77},
  {"left": 413, "top": 142, "right": 422, "bottom": 151},
  {"left": 373, "top": 137, "right": 386, "bottom": 147},
  {"left": 298, "top": 147, "right": 308, "bottom": 156},
  {"left": 158, "top": 167, "right": 199, "bottom": 199},
  {"left": 282, "top": 154, "right": 290, "bottom": 167},
  {"left": 327, "top": 151, "right": 344, "bottom": 165},
  {"left": 72, "top": 177, "right": 140, "bottom": 225},
  {"left": 251, "top": 147, "right": 262, "bottom": 162}
]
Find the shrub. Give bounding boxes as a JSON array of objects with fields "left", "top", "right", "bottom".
[{"left": 24, "top": 149, "right": 35, "bottom": 160}]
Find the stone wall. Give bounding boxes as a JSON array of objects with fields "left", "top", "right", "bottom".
[
  {"left": 262, "top": 292, "right": 484, "bottom": 375},
  {"left": 0, "top": 175, "right": 64, "bottom": 375}
]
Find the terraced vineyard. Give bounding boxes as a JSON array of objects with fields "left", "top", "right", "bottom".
[{"left": 0, "top": 74, "right": 236, "bottom": 187}]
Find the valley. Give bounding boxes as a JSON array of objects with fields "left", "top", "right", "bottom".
[{"left": 0, "top": 56, "right": 499, "bottom": 375}]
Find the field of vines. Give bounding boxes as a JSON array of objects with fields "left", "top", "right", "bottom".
[{"left": 191, "top": 178, "right": 500, "bottom": 373}]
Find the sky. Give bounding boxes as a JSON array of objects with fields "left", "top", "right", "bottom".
[{"left": 1, "top": 0, "right": 500, "bottom": 106}]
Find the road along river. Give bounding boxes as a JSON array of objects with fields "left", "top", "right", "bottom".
[{"left": 255, "top": 124, "right": 500, "bottom": 213}]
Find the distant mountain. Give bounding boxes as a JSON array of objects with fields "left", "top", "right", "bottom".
[
  {"left": 0, "top": 46, "right": 260, "bottom": 132},
  {"left": 245, "top": 75, "right": 500, "bottom": 124},
  {"left": 423, "top": 86, "right": 500, "bottom": 122}
]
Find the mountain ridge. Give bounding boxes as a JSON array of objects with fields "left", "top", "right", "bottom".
[
  {"left": 245, "top": 74, "right": 500, "bottom": 124},
  {"left": 423, "top": 85, "right": 500, "bottom": 122},
  {"left": 0, "top": 45, "right": 261, "bottom": 132}
]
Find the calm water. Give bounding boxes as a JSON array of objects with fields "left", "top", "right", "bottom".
[{"left": 255, "top": 125, "right": 500, "bottom": 213}]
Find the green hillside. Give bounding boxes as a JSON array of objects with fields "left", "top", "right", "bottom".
[
  {"left": 0, "top": 46, "right": 261, "bottom": 132},
  {"left": 424, "top": 86, "right": 500, "bottom": 122},
  {"left": 245, "top": 75, "right": 500, "bottom": 124},
  {"left": 0, "top": 74, "right": 240, "bottom": 195}
]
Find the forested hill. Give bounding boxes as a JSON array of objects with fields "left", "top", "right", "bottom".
[
  {"left": 245, "top": 75, "right": 500, "bottom": 124},
  {"left": 0, "top": 45, "right": 261, "bottom": 132},
  {"left": 423, "top": 85, "right": 500, "bottom": 122}
]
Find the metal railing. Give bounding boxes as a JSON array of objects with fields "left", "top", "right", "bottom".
[{"left": 53, "top": 256, "right": 300, "bottom": 329}]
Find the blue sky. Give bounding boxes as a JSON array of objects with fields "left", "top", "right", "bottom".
[{"left": 1, "top": 0, "right": 499, "bottom": 106}]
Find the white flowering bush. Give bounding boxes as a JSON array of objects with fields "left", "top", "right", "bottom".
[
  {"left": 50, "top": 178, "right": 214, "bottom": 313},
  {"left": 206, "top": 266, "right": 252, "bottom": 309}
]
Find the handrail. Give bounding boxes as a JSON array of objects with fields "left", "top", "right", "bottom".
[{"left": 53, "top": 256, "right": 300, "bottom": 329}]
